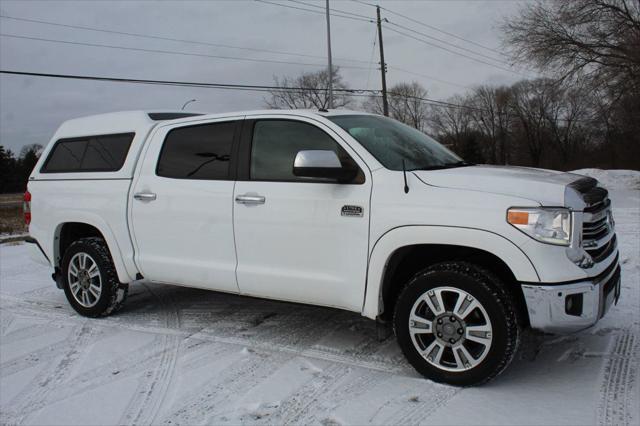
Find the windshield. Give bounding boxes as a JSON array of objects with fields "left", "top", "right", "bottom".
[{"left": 329, "top": 115, "right": 465, "bottom": 171}]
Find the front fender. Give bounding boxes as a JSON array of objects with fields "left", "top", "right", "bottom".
[{"left": 362, "top": 225, "right": 540, "bottom": 319}]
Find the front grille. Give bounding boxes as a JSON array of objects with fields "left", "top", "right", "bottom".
[
  {"left": 586, "top": 234, "right": 617, "bottom": 262},
  {"left": 581, "top": 195, "right": 616, "bottom": 264},
  {"left": 583, "top": 217, "right": 609, "bottom": 240}
]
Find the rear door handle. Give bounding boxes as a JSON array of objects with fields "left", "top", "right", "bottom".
[
  {"left": 235, "top": 194, "right": 265, "bottom": 205},
  {"left": 134, "top": 192, "right": 157, "bottom": 202}
]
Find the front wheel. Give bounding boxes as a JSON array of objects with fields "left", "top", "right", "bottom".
[
  {"left": 394, "top": 262, "right": 520, "bottom": 386},
  {"left": 61, "top": 237, "right": 128, "bottom": 317}
]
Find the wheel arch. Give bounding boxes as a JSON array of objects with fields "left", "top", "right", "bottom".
[
  {"left": 363, "top": 226, "right": 539, "bottom": 323},
  {"left": 53, "top": 216, "right": 134, "bottom": 283}
]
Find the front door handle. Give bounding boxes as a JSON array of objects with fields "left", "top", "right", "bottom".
[
  {"left": 134, "top": 192, "right": 157, "bottom": 202},
  {"left": 235, "top": 194, "right": 266, "bottom": 205}
]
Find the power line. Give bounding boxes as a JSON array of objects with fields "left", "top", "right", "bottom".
[
  {"left": 252, "top": 1, "right": 496, "bottom": 90},
  {"left": 383, "top": 25, "right": 530, "bottom": 77},
  {"left": 365, "top": 25, "right": 377, "bottom": 90},
  {"left": 291, "top": 0, "right": 521, "bottom": 71},
  {"left": 385, "top": 20, "right": 511, "bottom": 67},
  {"left": 0, "top": 70, "right": 486, "bottom": 112},
  {"left": 352, "top": 0, "right": 505, "bottom": 56},
  {"left": 0, "top": 70, "right": 376, "bottom": 95},
  {"left": 0, "top": 32, "right": 477, "bottom": 91},
  {"left": 287, "top": 0, "right": 373, "bottom": 21},
  {"left": 0, "top": 33, "right": 371, "bottom": 70},
  {"left": 385, "top": 20, "right": 537, "bottom": 76},
  {"left": 254, "top": 0, "right": 373, "bottom": 23},
  {"left": 0, "top": 14, "right": 371, "bottom": 65},
  {"left": 388, "top": 66, "right": 473, "bottom": 90},
  {"left": 2, "top": 70, "right": 588, "bottom": 122}
]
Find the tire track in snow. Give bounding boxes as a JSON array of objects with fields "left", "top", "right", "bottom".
[
  {"left": 1, "top": 322, "right": 65, "bottom": 346},
  {"left": 2, "top": 293, "right": 412, "bottom": 376},
  {"left": 282, "top": 365, "right": 382, "bottom": 425},
  {"left": 0, "top": 313, "right": 14, "bottom": 336},
  {"left": 384, "top": 385, "right": 460, "bottom": 425},
  {"left": 2, "top": 287, "right": 441, "bottom": 425},
  {"left": 0, "top": 339, "right": 72, "bottom": 378},
  {"left": 597, "top": 327, "right": 639, "bottom": 426},
  {"left": 274, "top": 363, "right": 349, "bottom": 425},
  {"left": 118, "top": 284, "right": 181, "bottom": 426},
  {"left": 161, "top": 349, "right": 290, "bottom": 425},
  {"left": 30, "top": 335, "right": 181, "bottom": 412},
  {"left": 1, "top": 322, "right": 100, "bottom": 425}
]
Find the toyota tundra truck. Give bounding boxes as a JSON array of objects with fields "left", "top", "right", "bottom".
[{"left": 24, "top": 109, "right": 621, "bottom": 386}]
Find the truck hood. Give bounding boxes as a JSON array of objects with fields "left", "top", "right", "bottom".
[{"left": 413, "top": 165, "right": 587, "bottom": 206}]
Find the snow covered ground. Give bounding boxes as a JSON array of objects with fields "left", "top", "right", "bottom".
[{"left": 0, "top": 169, "right": 638, "bottom": 426}]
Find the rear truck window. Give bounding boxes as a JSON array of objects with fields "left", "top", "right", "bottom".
[
  {"left": 156, "top": 121, "right": 236, "bottom": 180},
  {"left": 41, "top": 133, "right": 135, "bottom": 173}
]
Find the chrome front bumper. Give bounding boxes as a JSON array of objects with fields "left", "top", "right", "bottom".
[{"left": 521, "top": 256, "right": 621, "bottom": 333}]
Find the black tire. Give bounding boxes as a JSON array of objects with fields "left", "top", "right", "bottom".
[
  {"left": 61, "top": 237, "right": 128, "bottom": 317},
  {"left": 393, "top": 261, "right": 520, "bottom": 386}
]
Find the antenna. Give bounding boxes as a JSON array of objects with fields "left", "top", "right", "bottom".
[{"left": 402, "top": 160, "right": 409, "bottom": 193}]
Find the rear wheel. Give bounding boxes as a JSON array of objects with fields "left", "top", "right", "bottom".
[
  {"left": 394, "top": 262, "right": 520, "bottom": 386},
  {"left": 61, "top": 237, "right": 128, "bottom": 317}
]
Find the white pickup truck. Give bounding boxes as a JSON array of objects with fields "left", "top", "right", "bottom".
[{"left": 25, "top": 109, "right": 620, "bottom": 386}]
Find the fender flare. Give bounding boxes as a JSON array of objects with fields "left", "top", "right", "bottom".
[
  {"left": 362, "top": 225, "right": 540, "bottom": 319},
  {"left": 51, "top": 212, "right": 136, "bottom": 283}
]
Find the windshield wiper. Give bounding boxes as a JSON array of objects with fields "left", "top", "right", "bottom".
[{"left": 409, "top": 161, "right": 475, "bottom": 171}]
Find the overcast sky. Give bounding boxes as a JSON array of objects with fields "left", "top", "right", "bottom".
[{"left": 0, "top": 0, "right": 533, "bottom": 154}]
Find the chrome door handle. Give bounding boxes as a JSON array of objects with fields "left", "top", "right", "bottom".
[
  {"left": 235, "top": 194, "right": 265, "bottom": 205},
  {"left": 134, "top": 192, "right": 157, "bottom": 201}
]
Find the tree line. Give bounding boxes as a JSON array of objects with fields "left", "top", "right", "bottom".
[
  {"left": 0, "top": 145, "right": 42, "bottom": 193},
  {"left": 265, "top": 0, "right": 639, "bottom": 171}
]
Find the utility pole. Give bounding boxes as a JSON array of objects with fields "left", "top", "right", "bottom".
[
  {"left": 376, "top": 5, "right": 389, "bottom": 116},
  {"left": 326, "top": 0, "right": 334, "bottom": 109}
]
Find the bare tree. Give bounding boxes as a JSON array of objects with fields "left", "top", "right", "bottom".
[
  {"left": 363, "top": 82, "right": 430, "bottom": 131},
  {"left": 509, "top": 79, "right": 558, "bottom": 167},
  {"left": 502, "top": 0, "right": 640, "bottom": 170},
  {"left": 264, "top": 67, "right": 352, "bottom": 110},
  {"left": 543, "top": 82, "right": 592, "bottom": 164},
  {"left": 502, "top": 0, "right": 640, "bottom": 96},
  {"left": 468, "top": 86, "right": 513, "bottom": 164},
  {"left": 428, "top": 95, "right": 475, "bottom": 153},
  {"left": 19, "top": 143, "right": 43, "bottom": 159}
]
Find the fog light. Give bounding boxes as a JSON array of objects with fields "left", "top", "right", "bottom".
[{"left": 565, "top": 293, "right": 584, "bottom": 316}]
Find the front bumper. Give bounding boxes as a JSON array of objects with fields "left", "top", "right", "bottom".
[{"left": 521, "top": 255, "right": 621, "bottom": 333}]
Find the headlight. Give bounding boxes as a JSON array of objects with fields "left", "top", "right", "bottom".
[{"left": 507, "top": 207, "right": 572, "bottom": 246}]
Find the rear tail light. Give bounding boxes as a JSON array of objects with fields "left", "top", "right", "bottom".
[{"left": 23, "top": 190, "right": 31, "bottom": 225}]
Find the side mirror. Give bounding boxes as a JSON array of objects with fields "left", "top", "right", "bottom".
[{"left": 293, "top": 150, "right": 358, "bottom": 183}]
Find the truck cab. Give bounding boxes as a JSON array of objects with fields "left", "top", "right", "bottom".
[{"left": 25, "top": 109, "right": 621, "bottom": 385}]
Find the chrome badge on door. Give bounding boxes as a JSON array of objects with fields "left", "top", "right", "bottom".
[{"left": 341, "top": 205, "right": 364, "bottom": 217}]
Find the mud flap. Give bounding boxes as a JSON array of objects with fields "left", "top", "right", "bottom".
[
  {"left": 376, "top": 317, "right": 392, "bottom": 342},
  {"left": 52, "top": 267, "right": 64, "bottom": 289}
]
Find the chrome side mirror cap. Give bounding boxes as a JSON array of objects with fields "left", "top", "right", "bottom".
[
  {"left": 293, "top": 150, "right": 357, "bottom": 182},
  {"left": 293, "top": 150, "right": 341, "bottom": 169}
]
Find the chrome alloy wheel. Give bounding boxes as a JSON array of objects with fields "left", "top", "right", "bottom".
[
  {"left": 408, "top": 286, "right": 493, "bottom": 372},
  {"left": 67, "top": 252, "right": 102, "bottom": 308}
]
